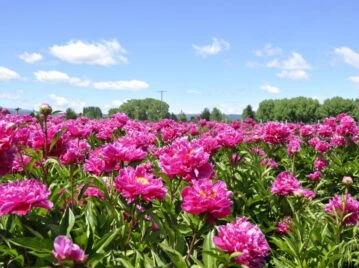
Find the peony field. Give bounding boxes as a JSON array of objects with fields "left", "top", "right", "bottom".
[{"left": 0, "top": 106, "right": 358, "bottom": 267}]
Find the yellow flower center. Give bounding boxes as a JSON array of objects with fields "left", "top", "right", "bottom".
[
  {"left": 136, "top": 177, "right": 149, "bottom": 185},
  {"left": 199, "top": 189, "right": 217, "bottom": 199}
]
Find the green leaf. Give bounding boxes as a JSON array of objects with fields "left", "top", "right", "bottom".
[
  {"left": 59, "top": 207, "right": 75, "bottom": 236},
  {"left": 203, "top": 230, "right": 217, "bottom": 268},
  {"left": 49, "top": 128, "right": 66, "bottom": 152},
  {"left": 9, "top": 237, "right": 53, "bottom": 253},
  {"left": 94, "top": 229, "right": 120, "bottom": 253},
  {"left": 159, "top": 242, "right": 187, "bottom": 268}
]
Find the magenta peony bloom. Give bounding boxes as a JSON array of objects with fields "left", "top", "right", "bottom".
[
  {"left": 260, "top": 158, "right": 278, "bottom": 169},
  {"left": 314, "top": 157, "right": 327, "bottom": 171},
  {"left": 181, "top": 179, "right": 232, "bottom": 222},
  {"left": 307, "top": 171, "right": 322, "bottom": 181},
  {"left": 287, "top": 137, "right": 301, "bottom": 156},
  {"left": 325, "top": 194, "right": 359, "bottom": 225},
  {"left": 214, "top": 217, "right": 270, "bottom": 268},
  {"left": 293, "top": 188, "right": 316, "bottom": 199},
  {"left": 276, "top": 217, "right": 293, "bottom": 233},
  {"left": 53, "top": 235, "right": 86, "bottom": 265},
  {"left": 114, "top": 164, "right": 167, "bottom": 203},
  {"left": 262, "top": 122, "right": 291, "bottom": 145},
  {"left": 271, "top": 171, "right": 301, "bottom": 196},
  {"left": 158, "top": 137, "right": 214, "bottom": 181},
  {"left": 0, "top": 179, "right": 53, "bottom": 216}
]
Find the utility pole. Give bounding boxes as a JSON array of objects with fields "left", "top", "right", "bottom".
[{"left": 158, "top": 90, "right": 166, "bottom": 119}]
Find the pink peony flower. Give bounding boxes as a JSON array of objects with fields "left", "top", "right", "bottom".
[
  {"left": 53, "top": 235, "right": 86, "bottom": 265},
  {"left": 158, "top": 137, "right": 214, "bottom": 181},
  {"left": 325, "top": 194, "right": 359, "bottom": 225},
  {"left": 314, "top": 157, "right": 327, "bottom": 171},
  {"left": 276, "top": 217, "right": 293, "bottom": 233},
  {"left": 287, "top": 137, "right": 301, "bottom": 156},
  {"left": 181, "top": 179, "right": 233, "bottom": 222},
  {"left": 114, "top": 164, "right": 167, "bottom": 203},
  {"left": 0, "top": 179, "right": 53, "bottom": 216},
  {"left": 261, "top": 158, "right": 278, "bottom": 169},
  {"left": 307, "top": 171, "right": 322, "bottom": 181},
  {"left": 262, "top": 122, "right": 291, "bottom": 145},
  {"left": 271, "top": 171, "right": 301, "bottom": 196},
  {"left": 293, "top": 188, "right": 316, "bottom": 199},
  {"left": 214, "top": 217, "right": 270, "bottom": 268}
]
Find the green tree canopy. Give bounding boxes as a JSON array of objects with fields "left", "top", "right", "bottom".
[
  {"left": 200, "top": 108, "right": 211, "bottom": 120},
  {"left": 210, "top": 107, "right": 227, "bottom": 121},
  {"left": 112, "top": 98, "right": 169, "bottom": 121},
  {"left": 83, "top": 106, "right": 103, "bottom": 119},
  {"left": 242, "top": 105, "right": 256, "bottom": 120},
  {"left": 316, "top": 97, "right": 356, "bottom": 119},
  {"left": 65, "top": 108, "right": 77, "bottom": 120}
]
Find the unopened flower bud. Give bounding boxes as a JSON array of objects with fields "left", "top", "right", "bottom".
[
  {"left": 342, "top": 176, "right": 353, "bottom": 186},
  {"left": 39, "top": 103, "right": 52, "bottom": 115}
]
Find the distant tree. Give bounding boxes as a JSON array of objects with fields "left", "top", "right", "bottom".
[
  {"left": 316, "top": 97, "right": 356, "bottom": 120},
  {"left": 256, "top": 100, "right": 276, "bottom": 122},
  {"left": 83, "top": 106, "right": 103, "bottom": 119},
  {"left": 108, "top": 107, "right": 121, "bottom": 116},
  {"left": 210, "top": 107, "right": 226, "bottom": 121},
  {"left": 117, "top": 98, "right": 169, "bottom": 121},
  {"left": 65, "top": 108, "right": 77, "bottom": 119},
  {"left": 242, "top": 105, "right": 256, "bottom": 120},
  {"left": 200, "top": 108, "right": 211, "bottom": 120},
  {"left": 178, "top": 111, "right": 187, "bottom": 122},
  {"left": 169, "top": 113, "right": 178, "bottom": 121}
]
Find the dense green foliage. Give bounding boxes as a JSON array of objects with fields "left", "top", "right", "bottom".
[
  {"left": 109, "top": 98, "right": 169, "bottom": 121},
  {"left": 83, "top": 106, "right": 103, "bottom": 119},
  {"left": 256, "top": 96, "right": 359, "bottom": 122},
  {"left": 65, "top": 108, "right": 77, "bottom": 120},
  {"left": 242, "top": 105, "right": 256, "bottom": 120}
]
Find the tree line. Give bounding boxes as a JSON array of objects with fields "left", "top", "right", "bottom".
[
  {"left": 62, "top": 96, "right": 359, "bottom": 123},
  {"left": 242, "top": 96, "right": 359, "bottom": 123}
]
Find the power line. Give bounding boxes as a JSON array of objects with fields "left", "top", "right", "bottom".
[{"left": 157, "top": 90, "right": 167, "bottom": 119}]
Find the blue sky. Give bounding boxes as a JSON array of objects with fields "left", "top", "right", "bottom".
[{"left": 1, "top": 0, "right": 359, "bottom": 114}]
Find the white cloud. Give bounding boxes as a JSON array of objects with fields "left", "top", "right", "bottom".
[
  {"left": 19, "top": 52, "right": 43, "bottom": 63},
  {"left": 34, "top": 70, "right": 91, "bottom": 87},
  {"left": 48, "top": 94, "right": 86, "bottom": 112},
  {"left": 193, "top": 37, "right": 230, "bottom": 57},
  {"left": 93, "top": 80, "right": 149, "bottom": 91},
  {"left": 335, "top": 47, "right": 359, "bottom": 68},
  {"left": 0, "top": 67, "right": 20, "bottom": 81},
  {"left": 254, "top": 43, "right": 282, "bottom": 57},
  {"left": 348, "top": 76, "right": 359, "bottom": 85},
  {"left": 261, "top": 84, "right": 280, "bottom": 94},
  {"left": 49, "top": 94, "right": 70, "bottom": 106},
  {"left": 187, "top": 89, "right": 201, "bottom": 95},
  {"left": 267, "top": 52, "right": 311, "bottom": 70},
  {"left": 267, "top": 52, "right": 311, "bottom": 80},
  {"left": 277, "top": 70, "right": 309, "bottom": 80},
  {"left": 0, "top": 90, "right": 23, "bottom": 100},
  {"left": 49, "top": 39, "right": 127, "bottom": 66}
]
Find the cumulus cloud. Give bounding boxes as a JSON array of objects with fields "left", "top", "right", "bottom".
[
  {"left": 0, "top": 90, "right": 23, "bottom": 100},
  {"left": 261, "top": 84, "right": 280, "bottom": 94},
  {"left": 93, "top": 80, "right": 149, "bottom": 91},
  {"left": 193, "top": 37, "right": 230, "bottom": 57},
  {"left": 254, "top": 43, "right": 282, "bottom": 57},
  {"left": 0, "top": 67, "right": 20, "bottom": 81},
  {"left": 19, "top": 52, "right": 43, "bottom": 63},
  {"left": 267, "top": 52, "right": 311, "bottom": 80},
  {"left": 34, "top": 70, "right": 91, "bottom": 87},
  {"left": 348, "top": 76, "right": 359, "bottom": 85},
  {"left": 49, "top": 39, "right": 128, "bottom": 66},
  {"left": 277, "top": 70, "right": 309, "bottom": 80},
  {"left": 48, "top": 94, "right": 86, "bottom": 112},
  {"left": 335, "top": 47, "right": 359, "bottom": 69}
]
